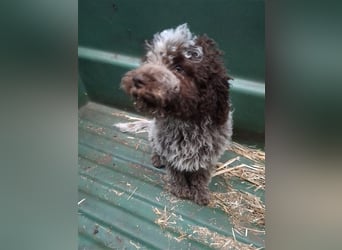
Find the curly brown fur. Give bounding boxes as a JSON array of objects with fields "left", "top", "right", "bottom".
[{"left": 121, "top": 24, "right": 233, "bottom": 205}]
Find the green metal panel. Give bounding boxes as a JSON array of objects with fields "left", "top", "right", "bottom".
[
  {"left": 230, "top": 79, "right": 264, "bottom": 135},
  {"left": 78, "top": 0, "right": 265, "bottom": 136},
  {"left": 78, "top": 102, "right": 265, "bottom": 249},
  {"left": 79, "top": 0, "right": 264, "bottom": 81}
]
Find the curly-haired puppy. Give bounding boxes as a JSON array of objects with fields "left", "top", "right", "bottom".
[{"left": 121, "top": 24, "right": 233, "bottom": 205}]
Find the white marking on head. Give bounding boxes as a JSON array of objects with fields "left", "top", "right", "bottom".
[
  {"left": 146, "top": 23, "right": 203, "bottom": 64},
  {"left": 152, "top": 24, "right": 195, "bottom": 50}
]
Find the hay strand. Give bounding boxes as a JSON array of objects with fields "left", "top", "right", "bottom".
[
  {"left": 209, "top": 187, "right": 265, "bottom": 233},
  {"left": 230, "top": 142, "right": 265, "bottom": 162}
]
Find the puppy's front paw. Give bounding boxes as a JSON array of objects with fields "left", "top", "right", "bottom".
[
  {"left": 191, "top": 188, "right": 210, "bottom": 206},
  {"left": 151, "top": 154, "right": 165, "bottom": 168}
]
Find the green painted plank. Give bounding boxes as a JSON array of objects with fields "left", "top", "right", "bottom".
[
  {"left": 79, "top": 102, "right": 264, "bottom": 194},
  {"left": 78, "top": 102, "right": 265, "bottom": 249},
  {"left": 78, "top": 231, "right": 113, "bottom": 250},
  {"left": 79, "top": 0, "right": 264, "bottom": 81}
]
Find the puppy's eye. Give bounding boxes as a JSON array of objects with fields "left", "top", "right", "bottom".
[
  {"left": 174, "top": 65, "right": 183, "bottom": 73},
  {"left": 184, "top": 51, "right": 192, "bottom": 58}
]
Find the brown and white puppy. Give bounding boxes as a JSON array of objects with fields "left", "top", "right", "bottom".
[{"left": 121, "top": 24, "right": 233, "bottom": 205}]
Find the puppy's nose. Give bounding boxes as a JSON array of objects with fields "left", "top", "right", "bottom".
[{"left": 133, "top": 75, "right": 145, "bottom": 88}]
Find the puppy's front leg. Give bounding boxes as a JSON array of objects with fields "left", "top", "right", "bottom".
[
  {"left": 166, "top": 167, "right": 192, "bottom": 199},
  {"left": 187, "top": 168, "right": 212, "bottom": 205}
]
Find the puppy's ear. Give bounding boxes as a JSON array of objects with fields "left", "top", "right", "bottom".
[
  {"left": 195, "top": 35, "right": 232, "bottom": 125},
  {"left": 195, "top": 35, "right": 224, "bottom": 58}
]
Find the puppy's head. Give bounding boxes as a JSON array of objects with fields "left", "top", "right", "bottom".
[{"left": 121, "top": 24, "right": 230, "bottom": 123}]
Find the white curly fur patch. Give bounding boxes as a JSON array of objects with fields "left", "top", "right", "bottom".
[
  {"left": 149, "top": 111, "right": 233, "bottom": 172},
  {"left": 146, "top": 23, "right": 203, "bottom": 65}
]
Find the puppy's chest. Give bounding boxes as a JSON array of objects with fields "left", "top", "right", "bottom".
[{"left": 151, "top": 118, "right": 215, "bottom": 150}]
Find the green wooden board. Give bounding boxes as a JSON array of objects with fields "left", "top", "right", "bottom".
[{"left": 78, "top": 102, "right": 265, "bottom": 249}]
